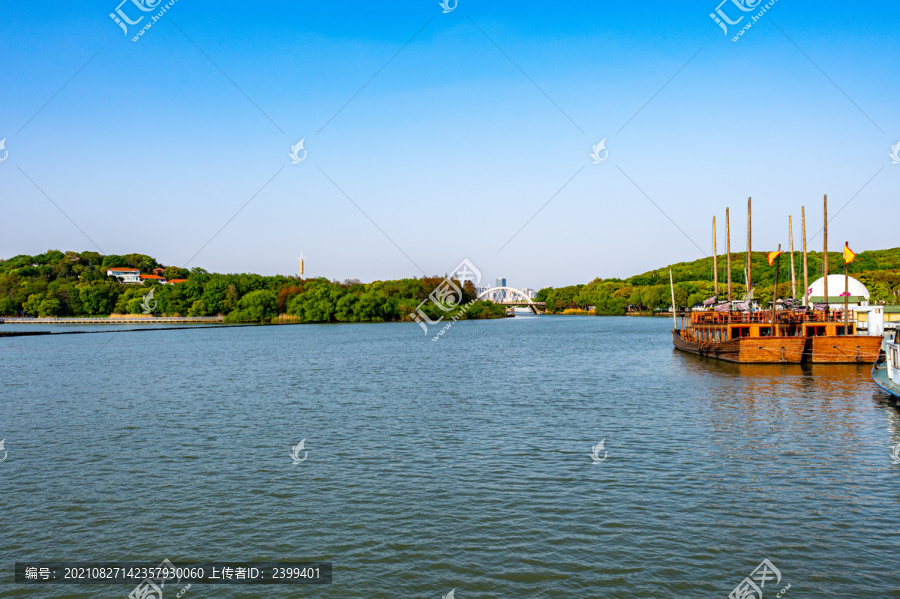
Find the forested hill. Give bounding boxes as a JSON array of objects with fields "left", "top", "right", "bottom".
[
  {"left": 0, "top": 250, "right": 505, "bottom": 322},
  {"left": 536, "top": 247, "right": 900, "bottom": 315},
  {"left": 3, "top": 247, "right": 899, "bottom": 320}
]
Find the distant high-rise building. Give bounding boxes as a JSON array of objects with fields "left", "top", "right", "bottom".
[{"left": 495, "top": 277, "right": 506, "bottom": 288}]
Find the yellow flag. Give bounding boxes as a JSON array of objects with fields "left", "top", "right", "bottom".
[
  {"left": 843, "top": 242, "right": 856, "bottom": 264},
  {"left": 767, "top": 251, "right": 782, "bottom": 266}
]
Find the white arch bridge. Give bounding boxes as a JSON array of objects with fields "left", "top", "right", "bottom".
[{"left": 476, "top": 287, "right": 545, "bottom": 314}]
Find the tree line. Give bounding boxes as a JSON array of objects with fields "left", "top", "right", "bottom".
[
  {"left": 0, "top": 250, "right": 505, "bottom": 323},
  {"left": 3, "top": 247, "right": 898, "bottom": 321}
]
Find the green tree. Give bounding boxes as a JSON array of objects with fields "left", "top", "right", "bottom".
[
  {"left": 126, "top": 297, "right": 146, "bottom": 314},
  {"left": 188, "top": 299, "right": 209, "bottom": 316},
  {"left": 236, "top": 289, "right": 277, "bottom": 323},
  {"left": 628, "top": 288, "right": 643, "bottom": 307},
  {"left": 335, "top": 293, "right": 359, "bottom": 322},
  {"left": 23, "top": 294, "right": 43, "bottom": 316},
  {"left": 159, "top": 284, "right": 190, "bottom": 315},
  {"left": 687, "top": 292, "right": 706, "bottom": 308},
  {"left": 642, "top": 286, "right": 664, "bottom": 310},
  {"left": 200, "top": 279, "right": 230, "bottom": 314},
  {"left": 123, "top": 253, "right": 159, "bottom": 272},
  {"left": 101, "top": 255, "right": 127, "bottom": 269},
  {"left": 673, "top": 287, "right": 689, "bottom": 309},
  {"left": 38, "top": 297, "right": 61, "bottom": 317},
  {"left": 163, "top": 266, "right": 190, "bottom": 281},
  {"left": 78, "top": 282, "right": 119, "bottom": 315},
  {"left": 0, "top": 296, "right": 16, "bottom": 315}
]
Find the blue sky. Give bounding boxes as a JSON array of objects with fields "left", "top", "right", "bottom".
[{"left": 1, "top": 1, "right": 897, "bottom": 289}]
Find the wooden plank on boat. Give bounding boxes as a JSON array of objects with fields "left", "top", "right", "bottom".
[{"left": 807, "top": 336, "right": 883, "bottom": 363}]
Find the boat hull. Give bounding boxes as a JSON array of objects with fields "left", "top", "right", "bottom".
[
  {"left": 872, "top": 358, "right": 900, "bottom": 399},
  {"left": 672, "top": 330, "right": 805, "bottom": 363},
  {"left": 805, "top": 335, "right": 883, "bottom": 363}
]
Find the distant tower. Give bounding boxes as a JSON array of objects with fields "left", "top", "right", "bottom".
[
  {"left": 495, "top": 277, "right": 507, "bottom": 302},
  {"left": 297, "top": 252, "right": 306, "bottom": 279}
]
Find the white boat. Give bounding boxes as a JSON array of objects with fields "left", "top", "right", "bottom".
[{"left": 872, "top": 329, "right": 900, "bottom": 399}]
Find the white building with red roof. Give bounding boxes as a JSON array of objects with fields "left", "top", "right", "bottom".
[
  {"left": 139, "top": 274, "right": 167, "bottom": 284},
  {"left": 106, "top": 268, "right": 141, "bottom": 283}
]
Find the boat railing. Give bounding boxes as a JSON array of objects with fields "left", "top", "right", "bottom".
[{"left": 691, "top": 310, "right": 846, "bottom": 326}]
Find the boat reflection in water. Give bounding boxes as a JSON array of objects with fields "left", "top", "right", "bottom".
[
  {"left": 671, "top": 349, "right": 897, "bottom": 478},
  {"left": 673, "top": 350, "right": 895, "bottom": 433}
]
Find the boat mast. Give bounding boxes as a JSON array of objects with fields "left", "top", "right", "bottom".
[
  {"left": 726, "top": 207, "right": 732, "bottom": 302},
  {"left": 771, "top": 244, "right": 782, "bottom": 336},
  {"left": 789, "top": 215, "right": 797, "bottom": 299},
  {"left": 669, "top": 268, "right": 677, "bottom": 331},
  {"left": 844, "top": 244, "right": 850, "bottom": 333},
  {"left": 823, "top": 194, "right": 828, "bottom": 307},
  {"left": 747, "top": 197, "right": 752, "bottom": 299},
  {"left": 802, "top": 206, "right": 809, "bottom": 307},
  {"left": 713, "top": 216, "right": 718, "bottom": 297}
]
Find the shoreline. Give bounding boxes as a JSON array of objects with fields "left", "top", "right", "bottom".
[
  {"left": 1, "top": 316, "right": 223, "bottom": 325},
  {"left": 0, "top": 312, "right": 686, "bottom": 325},
  {"left": 0, "top": 323, "right": 278, "bottom": 337}
]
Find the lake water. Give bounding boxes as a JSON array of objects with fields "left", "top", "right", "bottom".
[{"left": 2, "top": 316, "right": 899, "bottom": 598}]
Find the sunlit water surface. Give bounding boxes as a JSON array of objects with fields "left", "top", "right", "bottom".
[{"left": 2, "top": 316, "right": 899, "bottom": 598}]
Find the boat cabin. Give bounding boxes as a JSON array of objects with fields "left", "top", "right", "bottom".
[
  {"left": 886, "top": 330, "right": 900, "bottom": 385},
  {"left": 682, "top": 309, "right": 856, "bottom": 343}
]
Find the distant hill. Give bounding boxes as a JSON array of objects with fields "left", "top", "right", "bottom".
[
  {"left": 0, "top": 250, "right": 504, "bottom": 323},
  {"left": 535, "top": 247, "right": 900, "bottom": 314}
]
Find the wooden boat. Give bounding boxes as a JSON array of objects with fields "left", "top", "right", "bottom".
[
  {"left": 672, "top": 311, "right": 806, "bottom": 363},
  {"left": 673, "top": 308, "right": 883, "bottom": 364},
  {"left": 872, "top": 329, "right": 900, "bottom": 398},
  {"left": 669, "top": 199, "right": 808, "bottom": 364},
  {"left": 671, "top": 330, "right": 806, "bottom": 363},
  {"left": 670, "top": 195, "right": 880, "bottom": 365}
]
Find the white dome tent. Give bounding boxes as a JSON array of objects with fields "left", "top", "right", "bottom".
[{"left": 806, "top": 274, "right": 870, "bottom": 309}]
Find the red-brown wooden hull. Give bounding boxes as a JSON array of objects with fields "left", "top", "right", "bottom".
[
  {"left": 805, "top": 335, "right": 883, "bottom": 363},
  {"left": 672, "top": 330, "right": 806, "bottom": 363}
]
